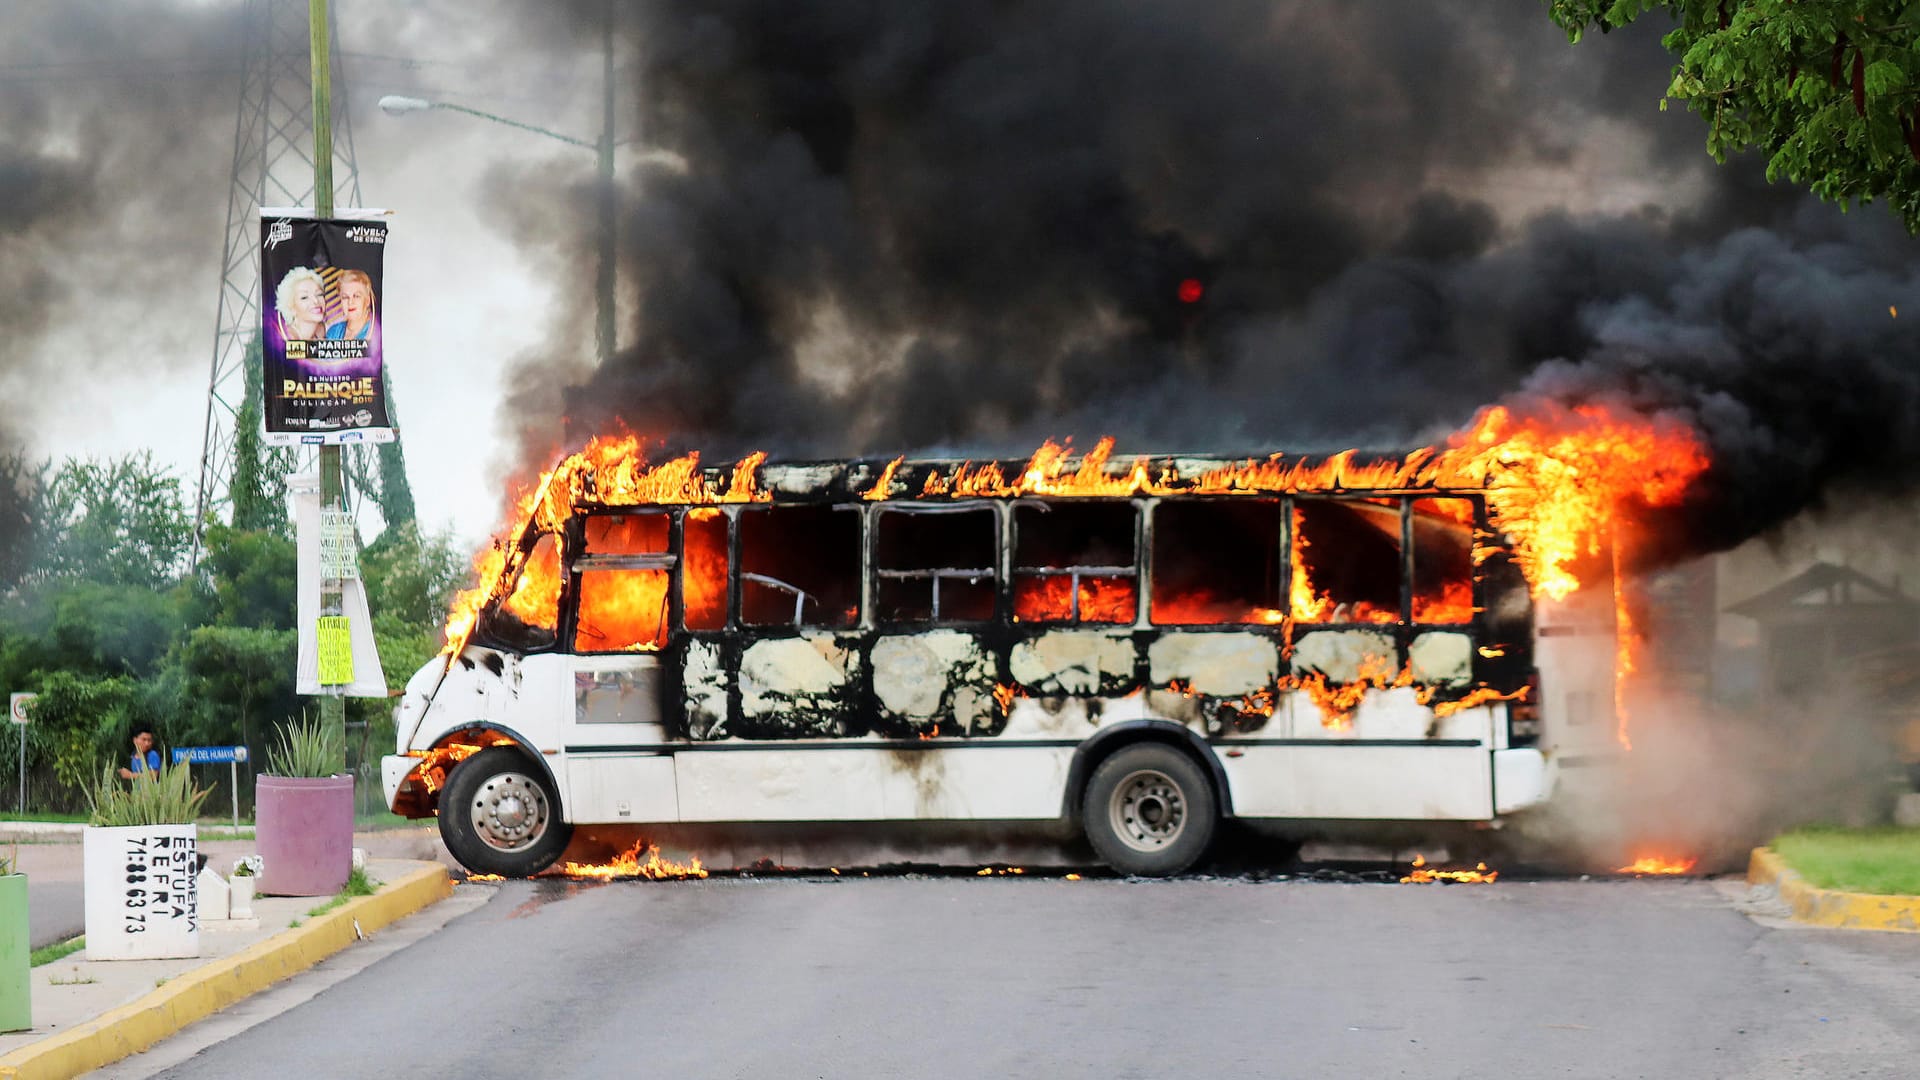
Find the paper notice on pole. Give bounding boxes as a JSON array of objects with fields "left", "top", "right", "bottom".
[
  {"left": 316, "top": 616, "right": 354, "bottom": 685},
  {"left": 294, "top": 473, "right": 387, "bottom": 696},
  {"left": 319, "top": 509, "right": 359, "bottom": 580}
]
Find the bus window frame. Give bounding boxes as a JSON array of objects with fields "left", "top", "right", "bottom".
[
  {"left": 1144, "top": 495, "right": 1285, "bottom": 628},
  {"left": 472, "top": 527, "right": 567, "bottom": 655},
  {"left": 565, "top": 509, "right": 677, "bottom": 656},
  {"left": 1009, "top": 498, "right": 1142, "bottom": 627},
  {"left": 871, "top": 501, "right": 1002, "bottom": 628},
  {"left": 734, "top": 503, "right": 866, "bottom": 632},
  {"left": 1285, "top": 495, "right": 1408, "bottom": 628}
]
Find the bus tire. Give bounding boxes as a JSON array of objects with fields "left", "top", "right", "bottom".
[
  {"left": 1082, "top": 743, "right": 1216, "bottom": 876},
  {"left": 439, "top": 746, "right": 573, "bottom": 877}
]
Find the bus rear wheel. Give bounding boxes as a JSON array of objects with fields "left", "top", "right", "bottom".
[
  {"left": 1082, "top": 743, "right": 1216, "bottom": 876},
  {"left": 439, "top": 746, "right": 573, "bottom": 877}
]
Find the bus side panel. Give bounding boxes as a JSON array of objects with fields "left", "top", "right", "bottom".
[
  {"left": 737, "top": 633, "right": 864, "bottom": 737},
  {"left": 674, "top": 746, "right": 1073, "bottom": 821},
  {"left": 566, "top": 756, "right": 679, "bottom": 823},
  {"left": 1224, "top": 745, "right": 1494, "bottom": 819}
]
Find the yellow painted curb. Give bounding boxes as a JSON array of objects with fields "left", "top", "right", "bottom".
[
  {"left": 1747, "top": 846, "right": 1920, "bottom": 933},
  {"left": 0, "top": 863, "right": 452, "bottom": 1080}
]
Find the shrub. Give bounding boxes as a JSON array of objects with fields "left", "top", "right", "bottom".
[
  {"left": 266, "top": 712, "right": 345, "bottom": 778},
  {"left": 85, "top": 762, "right": 210, "bottom": 826}
]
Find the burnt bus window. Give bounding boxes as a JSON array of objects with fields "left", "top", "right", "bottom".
[
  {"left": 682, "top": 508, "right": 729, "bottom": 631},
  {"left": 1012, "top": 501, "right": 1137, "bottom": 624},
  {"left": 1290, "top": 498, "right": 1402, "bottom": 624},
  {"left": 1150, "top": 499, "right": 1282, "bottom": 625},
  {"left": 574, "top": 512, "right": 672, "bottom": 653},
  {"left": 739, "top": 505, "right": 861, "bottom": 629},
  {"left": 583, "top": 513, "right": 669, "bottom": 554},
  {"left": 574, "top": 570, "right": 669, "bottom": 652},
  {"left": 481, "top": 531, "right": 562, "bottom": 650},
  {"left": 876, "top": 506, "right": 996, "bottom": 623},
  {"left": 1411, "top": 499, "right": 1475, "bottom": 624}
]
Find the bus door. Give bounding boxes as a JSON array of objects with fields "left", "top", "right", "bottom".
[
  {"left": 869, "top": 502, "right": 1001, "bottom": 737},
  {"left": 561, "top": 511, "right": 678, "bottom": 823}
]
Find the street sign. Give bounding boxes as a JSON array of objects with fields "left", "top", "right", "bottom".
[
  {"left": 9, "top": 692, "right": 30, "bottom": 813},
  {"left": 172, "top": 746, "right": 249, "bottom": 765},
  {"left": 172, "top": 745, "right": 250, "bottom": 829}
]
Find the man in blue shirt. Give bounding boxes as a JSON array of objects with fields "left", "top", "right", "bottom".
[{"left": 118, "top": 726, "right": 160, "bottom": 780}]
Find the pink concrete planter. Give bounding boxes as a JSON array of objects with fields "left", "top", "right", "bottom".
[{"left": 255, "top": 775, "right": 354, "bottom": 896}]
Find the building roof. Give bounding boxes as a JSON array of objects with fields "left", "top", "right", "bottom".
[{"left": 1725, "top": 562, "right": 1917, "bottom": 620}]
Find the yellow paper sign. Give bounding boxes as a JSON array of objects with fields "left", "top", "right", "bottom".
[{"left": 316, "top": 616, "right": 354, "bottom": 685}]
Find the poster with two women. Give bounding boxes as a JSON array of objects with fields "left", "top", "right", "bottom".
[{"left": 259, "top": 207, "right": 395, "bottom": 445}]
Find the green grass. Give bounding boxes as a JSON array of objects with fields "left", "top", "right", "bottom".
[
  {"left": 1773, "top": 825, "right": 1920, "bottom": 896},
  {"left": 30, "top": 935, "right": 84, "bottom": 967},
  {"left": 304, "top": 866, "right": 378, "bottom": 918}
]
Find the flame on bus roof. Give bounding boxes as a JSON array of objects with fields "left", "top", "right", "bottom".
[{"left": 442, "top": 402, "right": 1707, "bottom": 660}]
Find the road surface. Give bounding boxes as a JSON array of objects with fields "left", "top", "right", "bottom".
[{"left": 125, "top": 873, "right": 1920, "bottom": 1079}]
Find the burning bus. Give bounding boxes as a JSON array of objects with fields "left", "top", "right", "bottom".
[{"left": 382, "top": 408, "right": 1705, "bottom": 877}]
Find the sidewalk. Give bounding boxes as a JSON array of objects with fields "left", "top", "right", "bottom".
[
  {"left": 1, "top": 829, "right": 461, "bottom": 1079},
  {"left": 7, "top": 825, "right": 460, "bottom": 951}
]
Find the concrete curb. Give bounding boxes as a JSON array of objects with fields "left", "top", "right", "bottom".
[
  {"left": 0, "top": 864, "right": 452, "bottom": 1080},
  {"left": 1747, "top": 847, "right": 1920, "bottom": 933}
]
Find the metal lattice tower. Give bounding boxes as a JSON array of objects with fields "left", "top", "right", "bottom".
[{"left": 194, "top": 0, "right": 405, "bottom": 558}]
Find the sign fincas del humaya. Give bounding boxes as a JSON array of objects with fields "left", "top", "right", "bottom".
[{"left": 259, "top": 207, "right": 396, "bottom": 445}]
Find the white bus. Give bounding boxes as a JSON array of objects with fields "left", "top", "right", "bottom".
[{"left": 382, "top": 447, "right": 1619, "bottom": 877}]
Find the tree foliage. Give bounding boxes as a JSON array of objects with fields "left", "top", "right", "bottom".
[
  {"left": 0, "top": 449, "right": 452, "bottom": 813},
  {"left": 1547, "top": 1, "right": 1920, "bottom": 230},
  {"left": 34, "top": 453, "right": 191, "bottom": 588}
]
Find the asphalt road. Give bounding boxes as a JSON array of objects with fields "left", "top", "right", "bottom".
[{"left": 133, "top": 874, "right": 1920, "bottom": 1079}]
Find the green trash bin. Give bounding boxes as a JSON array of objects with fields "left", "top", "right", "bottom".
[{"left": 0, "top": 871, "right": 27, "bottom": 1033}]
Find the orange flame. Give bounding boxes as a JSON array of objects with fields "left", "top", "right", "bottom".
[
  {"left": 1012, "top": 575, "right": 1136, "bottom": 623},
  {"left": 1617, "top": 854, "right": 1696, "bottom": 875},
  {"left": 1400, "top": 853, "right": 1499, "bottom": 884},
  {"left": 444, "top": 405, "right": 1708, "bottom": 747},
  {"left": 444, "top": 435, "right": 771, "bottom": 658},
  {"left": 556, "top": 840, "right": 709, "bottom": 881}
]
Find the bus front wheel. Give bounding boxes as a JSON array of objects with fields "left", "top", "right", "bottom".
[
  {"left": 439, "top": 746, "right": 573, "bottom": 877},
  {"left": 1082, "top": 743, "right": 1216, "bottom": 876}
]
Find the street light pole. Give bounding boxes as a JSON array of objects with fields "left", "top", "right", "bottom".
[
  {"left": 311, "top": 0, "right": 347, "bottom": 774},
  {"left": 596, "top": 0, "right": 617, "bottom": 367},
  {"left": 376, "top": 2, "right": 619, "bottom": 368}
]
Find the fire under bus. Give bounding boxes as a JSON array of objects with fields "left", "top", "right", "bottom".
[{"left": 383, "top": 433, "right": 1658, "bottom": 878}]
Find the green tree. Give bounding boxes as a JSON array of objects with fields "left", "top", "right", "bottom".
[
  {"left": 35, "top": 453, "right": 191, "bottom": 588},
  {"left": 1547, "top": 1, "right": 1920, "bottom": 229},
  {"left": 200, "top": 526, "right": 297, "bottom": 630},
  {"left": 230, "top": 345, "right": 288, "bottom": 534}
]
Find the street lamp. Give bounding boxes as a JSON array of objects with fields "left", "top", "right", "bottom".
[{"left": 376, "top": 25, "right": 617, "bottom": 368}]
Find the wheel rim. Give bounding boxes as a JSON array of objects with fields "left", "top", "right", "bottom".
[
  {"left": 1106, "top": 768, "right": 1187, "bottom": 853},
  {"left": 469, "top": 771, "right": 550, "bottom": 854}
]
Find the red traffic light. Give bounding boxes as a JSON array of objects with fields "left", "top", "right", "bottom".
[{"left": 1177, "top": 278, "right": 1204, "bottom": 304}]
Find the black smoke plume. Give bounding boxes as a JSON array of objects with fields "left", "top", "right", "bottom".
[{"left": 500, "top": 1, "right": 1919, "bottom": 568}]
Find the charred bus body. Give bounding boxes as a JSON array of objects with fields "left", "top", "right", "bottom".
[{"left": 383, "top": 452, "right": 1618, "bottom": 878}]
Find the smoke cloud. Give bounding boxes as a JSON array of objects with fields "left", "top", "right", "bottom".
[
  {"left": 0, "top": 2, "right": 240, "bottom": 447},
  {"left": 485, "top": 1, "right": 1920, "bottom": 574}
]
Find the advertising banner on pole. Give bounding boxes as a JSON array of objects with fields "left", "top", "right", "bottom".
[{"left": 259, "top": 207, "right": 395, "bottom": 446}]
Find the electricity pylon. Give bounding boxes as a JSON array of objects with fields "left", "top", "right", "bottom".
[{"left": 193, "top": 0, "right": 414, "bottom": 564}]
